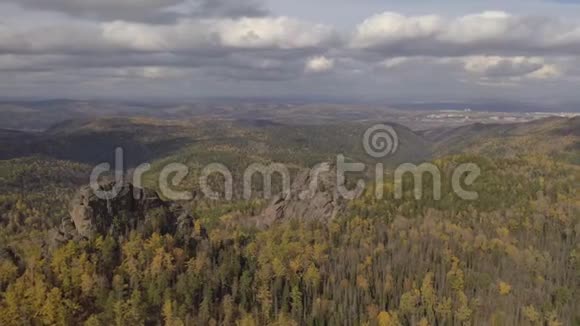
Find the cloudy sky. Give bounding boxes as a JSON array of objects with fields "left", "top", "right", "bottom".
[{"left": 2, "top": 0, "right": 580, "bottom": 103}]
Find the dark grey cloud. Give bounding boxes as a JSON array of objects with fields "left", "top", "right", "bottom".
[
  {"left": 0, "top": 0, "right": 183, "bottom": 22},
  {"left": 188, "top": 0, "right": 267, "bottom": 18},
  {"left": 0, "top": 15, "right": 336, "bottom": 55},
  {"left": 0, "top": 0, "right": 268, "bottom": 22}
]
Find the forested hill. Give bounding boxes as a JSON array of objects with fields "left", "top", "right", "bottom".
[
  {"left": 0, "top": 117, "right": 432, "bottom": 167},
  {"left": 0, "top": 116, "right": 578, "bottom": 325},
  {"left": 423, "top": 117, "right": 580, "bottom": 162}
]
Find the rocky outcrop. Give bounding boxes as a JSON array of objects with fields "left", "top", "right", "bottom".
[
  {"left": 255, "top": 163, "right": 354, "bottom": 228},
  {"left": 52, "top": 182, "right": 201, "bottom": 244},
  {"left": 52, "top": 163, "right": 354, "bottom": 244},
  {"left": 69, "top": 182, "right": 165, "bottom": 239}
]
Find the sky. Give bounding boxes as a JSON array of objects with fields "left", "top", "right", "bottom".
[{"left": 2, "top": 0, "right": 580, "bottom": 103}]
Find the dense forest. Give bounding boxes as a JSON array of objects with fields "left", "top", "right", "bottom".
[{"left": 0, "top": 117, "right": 578, "bottom": 325}]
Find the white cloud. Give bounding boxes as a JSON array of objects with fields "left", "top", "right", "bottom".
[
  {"left": 214, "top": 17, "right": 335, "bottom": 49},
  {"left": 351, "top": 12, "right": 442, "bottom": 48},
  {"left": 101, "top": 21, "right": 172, "bottom": 51},
  {"left": 140, "top": 66, "right": 188, "bottom": 79},
  {"left": 464, "top": 56, "right": 542, "bottom": 76},
  {"left": 380, "top": 57, "right": 410, "bottom": 69},
  {"left": 525, "top": 64, "right": 561, "bottom": 79},
  {"left": 305, "top": 56, "right": 334, "bottom": 73},
  {"left": 441, "top": 11, "right": 515, "bottom": 44},
  {"left": 350, "top": 10, "right": 580, "bottom": 57},
  {"left": 463, "top": 56, "right": 561, "bottom": 79}
]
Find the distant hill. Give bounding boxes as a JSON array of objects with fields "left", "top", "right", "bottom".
[
  {"left": 0, "top": 117, "right": 432, "bottom": 170},
  {"left": 423, "top": 117, "right": 580, "bottom": 164},
  {"left": 2, "top": 115, "right": 578, "bottom": 169},
  {"left": 391, "top": 100, "right": 580, "bottom": 113}
]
